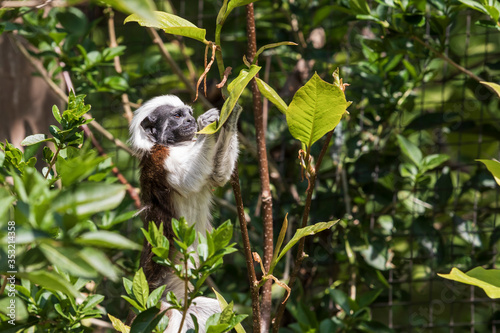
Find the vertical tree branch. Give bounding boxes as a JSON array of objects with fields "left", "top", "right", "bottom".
[
  {"left": 211, "top": 17, "right": 261, "bottom": 332},
  {"left": 106, "top": 7, "right": 134, "bottom": 124},
  {"left": 246, "top": 4, "right": 274, "bottom": 332},
  {"left": 230, "top": 168, "right": 261, "bottom": 333},
  {"left": 273, "top": 130, "right": 335, "bottom": 332}
]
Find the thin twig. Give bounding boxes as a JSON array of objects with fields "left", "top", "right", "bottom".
[
  {"left": 147, "top": 28, "right": 213, "bottom": 109},
  {"left": 82, "top": 126, "right": 141, "bottom": 209},
  {"left": 273, "top": 130, "right": 335, "bottom": 332},
  {"left": 106, "top": 7, "right": 134, "bottom": 124},
  {"left": 412, "top": 35, "right": 484, "bottom": 83},
  {"left": 246, "top": 4, "right": 274, "bottom": 332}
]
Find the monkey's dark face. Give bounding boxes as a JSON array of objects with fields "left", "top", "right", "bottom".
[{"left": 140, "top": 104, "right": 197, "bottom": 145}]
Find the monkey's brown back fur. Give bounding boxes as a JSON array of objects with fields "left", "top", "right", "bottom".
[{"left": 139, "top": 144, "right": 176, "bottom": 290}]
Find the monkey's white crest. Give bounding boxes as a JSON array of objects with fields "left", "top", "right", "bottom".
[{"left": 129, "top": 95, "right": 186, "bottom": 157}]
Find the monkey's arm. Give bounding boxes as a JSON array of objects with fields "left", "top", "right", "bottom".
[
  {"left": 164, "top": 109, "right": 220, "bottom": 195},
  {"left": 210, "top": 105, "right": 243, "bottom": 187}
]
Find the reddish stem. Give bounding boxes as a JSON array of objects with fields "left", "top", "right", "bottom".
[{"left": 246, "top": 3, "right": 274, "bottom": 332}]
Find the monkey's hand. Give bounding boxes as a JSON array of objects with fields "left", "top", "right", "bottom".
[{"left": 197, "top": 108, "right": 219, "bottom": 130}]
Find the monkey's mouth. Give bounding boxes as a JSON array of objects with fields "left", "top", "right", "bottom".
[{"left": 178, "top": 123, "right": 197, "bottom": 137}]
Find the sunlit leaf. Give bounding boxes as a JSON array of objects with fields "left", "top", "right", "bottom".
[
  {"left": 438, "top": 267, "right": 500, "bottom": 298},
  {"left": 276, "top": 220, "right": 338, "bottom": 264},
  {"left": 477, "top": 159, "right": 500, "bottom": 186},
  {"left": 125, "top": 11, "right": 206, "bottom": 43},
  {"left": 198, "top": 65, "right": 260, "bottom": 134},
  {"left": 108, "top": 314, "right": 131, "bottom": 333},
  {"left": 480, "top": 81, "right": 500, "bottom": 98},
  {"left": 286, "top": 73, "right": 347, "bottom": 148},
  {"left": 255, "top": 77, "right": 287, "bottom": 114}
]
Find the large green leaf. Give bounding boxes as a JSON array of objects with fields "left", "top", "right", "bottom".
[
  {"left": 76, "top": 231, "right": 142, "bottom": 250},
  {"left": 53, "top": 182, "right": 126, "bottom": 217},
  {"left": 125, "top": 11, "right": 206, "bottom": 43},
  {"left": 255, "top": 77, "right": 287, "bottom": 114},
  {"left": 130, "top": 307, "right": 166, "bottom": 333},
  {"left": 39, "top": 244, "right": 97, "bottom": 278},
  {"left": 275, "top": 220, "right": 338, "bottom": 264},
  {"left": 438, "top": 267, "right": 500, "bottom": 298},
  {"left": 198, "top": 65, "right": 261, "bottom": 134},
  {"left": 133, "top": 268, "right": 149, "bottom": 308},
  {"left": 16, "top": 271, "right": 80, "bottom": 298},
  {"left": 286, "top": 73, "right": 347, "bottom": 148},
  {"left": 477, "top": 159, "right": 500, "bottom": 186}
]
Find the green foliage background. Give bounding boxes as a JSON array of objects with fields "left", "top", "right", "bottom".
[{"left": 2, "top": 0, "right": 500, "bottom": 332}]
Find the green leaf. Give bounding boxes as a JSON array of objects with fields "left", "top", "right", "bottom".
[
  {"left": 221, "top": 0, "right": 260, "bottom": 23},
  {"left": 20, "top": 134, "right": 54, "bottom": 146},
  {"left": 53, "top": 182, "right": 126, "bottom": 217},
  {"left": 39, "top": 244, "right": 97, "bottom": 278},
  {"left": 329, "top": 289, "right": 350, "bottom": 313},
  {"left": 122, "top": 295, "right": 144, "bottom": 311},
  {"left": 198, "top": 65, "right": 261, "bottom": 135},
  {"left": 276, "top": 220, "right": 338, "bottom": 264},
  {"left": 52, "top": 105, "right": 62, "bottom": 123},
  {"left": 269, "top": 214, "right": 289, "bottom": 274},
  {"left": 253, "top": 41, "right": 297, "bottom": 64},
  {"left": 125, "top": 11, "right": 206, "bottom": 43},
  {"left": 48, "top": 32, "right": 67, "bottom": 45},
  {"left": 477, "top": 159, "right": 500, "bottom": 186},
  {"left": 147, "top": 285, "right": 166, "bottom": 308},
  {"left": 286, "top": 73, "right": 347, "bottom": 148},
  {"left": 255, "top": 77, "right": 288, "bottom": 114},
  {"left": 76, "top": 231, "right": 142, "bottom": 250},
  {"left": 396, "top": 135, "right": 422, "bottom": 166},
  {"left": 419, "top": 154, "right": 449, "bottom": 173},
  {"left": 108, "top": 314, "right": 131, "bottom": 333},
  {"left": 16, "top": 271, "right": 80, "bottom": 299},
  {"left": 130, "top": 307, "right": 166, "bottom": 333},
  {"left": 133, "top": 268, "right": 149, "bottom": 308},
  {"left": 82, "top": 294, "right": 105, "bottom": 311},
  {"left": 104, "top": 76, "right": 129, "bottom": 91},
  {"left": 79, "top": 247, "right": 120, "bottom": 281},
  {"left": 481, "top": 82, "right": 500, "bottom": 97},
  {"left": 438, "top": 267, "right": 500, "bottom": 298},
  {"left": 102, "top": 0, "right": 157, "bottom": 23},
  {"left": 213, "top": 289, "right": 246, "bottom": 333}
]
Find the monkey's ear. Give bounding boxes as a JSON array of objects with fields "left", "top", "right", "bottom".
[{"left": 140, "top": 115, "right": 158, "bottom": 141}]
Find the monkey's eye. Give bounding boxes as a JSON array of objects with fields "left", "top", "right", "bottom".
[{"left": 174, "top": 112, "right": 182, "bottom": 118}]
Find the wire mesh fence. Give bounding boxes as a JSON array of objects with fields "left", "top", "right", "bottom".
[{"left": 84, "top": 3, "right": 500, "bottom": 332}]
